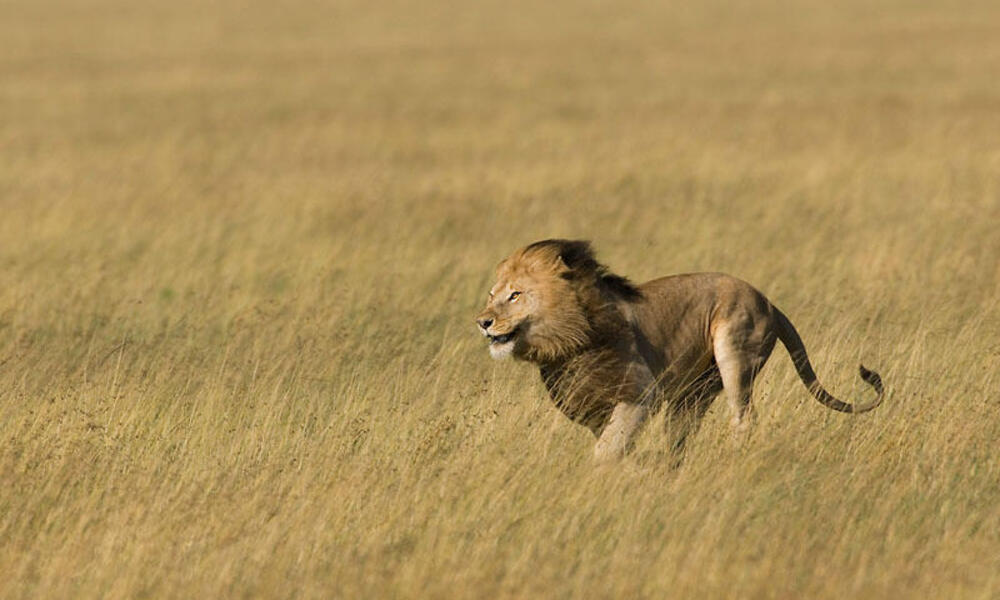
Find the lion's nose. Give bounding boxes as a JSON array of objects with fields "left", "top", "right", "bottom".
[{"left": 477, "top": 318, "right": 493, "bottom": 331}]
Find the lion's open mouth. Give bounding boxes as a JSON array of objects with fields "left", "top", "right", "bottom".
[{"left": 488, "top": 328, "right": 518, "bottom": 345}]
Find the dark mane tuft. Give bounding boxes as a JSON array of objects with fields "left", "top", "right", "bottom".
[
  {"left": 524, "top": 239, "right": 643, "bottom": 301},
  {"left": 601, "top": 273, "right": 643, "bottom": 301},
  {"left": 524, "top": 239, "right": 597, "bottom": 270}
]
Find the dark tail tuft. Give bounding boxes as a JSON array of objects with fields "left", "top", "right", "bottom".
[{"left": 859, "top": 364, "right": 884, "bottom": 396}]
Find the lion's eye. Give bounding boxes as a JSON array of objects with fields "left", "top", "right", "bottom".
[{"left": 508, "top": 291, "right": 522, "bottom": 302}]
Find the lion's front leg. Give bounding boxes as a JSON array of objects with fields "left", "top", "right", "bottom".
[{"left": 593, "top": 402, "right": 650, "bottom": 462}]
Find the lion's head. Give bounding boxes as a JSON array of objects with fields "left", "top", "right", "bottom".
[{"left": 475, "top": 240, "right": 641, "bottom": 363}]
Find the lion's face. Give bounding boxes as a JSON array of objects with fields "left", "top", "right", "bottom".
[
  {"left": 475, "top": 251, "right": 590, "bottom": 362},
  {"left": 475, "top": 274, "right": 536, "bottom": 360}
]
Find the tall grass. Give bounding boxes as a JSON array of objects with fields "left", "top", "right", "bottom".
[{"left": 1, "top": 0, "right": 999, "bottom": 597}]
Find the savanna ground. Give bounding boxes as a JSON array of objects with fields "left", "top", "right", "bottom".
[{"left": 2, "top": 0, "right": 1000, "bottom": 597}]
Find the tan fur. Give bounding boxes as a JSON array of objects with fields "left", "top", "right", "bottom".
[{"left": 476, "top": 240, "right": 884, "bottom": 463}]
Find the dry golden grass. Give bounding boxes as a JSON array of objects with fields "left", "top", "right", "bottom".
[{"left": 2, "top": 0, "right": 1000, "bottom": 597}]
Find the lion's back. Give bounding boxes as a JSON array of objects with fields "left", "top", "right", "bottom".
[{"left": 629, "top": 272, "right": 775, "bottom": 365}]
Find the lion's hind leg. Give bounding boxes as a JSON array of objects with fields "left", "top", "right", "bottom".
[{"left": 713, "top": 322, "right": 773, "bottom": 444}]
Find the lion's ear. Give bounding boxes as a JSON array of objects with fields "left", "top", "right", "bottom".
[
  {"left": 555, "top": 240, "right": 598, "bottom": 278},
  {"left": 555, "top": 256, "right": 578, "bottom": 281},
  {"left": 555, "top": 240, "right": 594, "bottom": 268}
]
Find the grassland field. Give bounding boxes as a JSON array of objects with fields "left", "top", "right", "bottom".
[{"left": 2, "top": 0, "right": 1000, "bottom": 598}]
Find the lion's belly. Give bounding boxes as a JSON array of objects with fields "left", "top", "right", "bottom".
[
  {"left": 550, "top": 392, "right": 615, "bottom": 433},
  {"left": 631, "top": 308, "right": 714, "bottom": 382}
]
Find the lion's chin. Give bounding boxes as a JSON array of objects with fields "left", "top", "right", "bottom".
[{"left": 488, "top": 341, "right": 516, "bottom": 360}]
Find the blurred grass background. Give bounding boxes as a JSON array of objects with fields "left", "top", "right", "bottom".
[{"left": 1, "top": 0, "right": 999, "bottom": 597}]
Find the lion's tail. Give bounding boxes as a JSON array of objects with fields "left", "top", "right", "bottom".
[{"left": 773, "top": 308, "right": 883, "bottom": 413}]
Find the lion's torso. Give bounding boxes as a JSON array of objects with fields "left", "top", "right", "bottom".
[
  {"left": 629, "top": 273, "right": 777, "bottom": 377},
  {"left": 537, "top": 273, "right": 779, "bottom": 434}
]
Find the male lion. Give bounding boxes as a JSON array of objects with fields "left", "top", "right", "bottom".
[{"left": 475, "top": 239, "right": 884, "bottom": 463}]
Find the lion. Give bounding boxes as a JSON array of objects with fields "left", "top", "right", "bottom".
[{"left": 475, "top": 239, "right": 884, "bottom": 463}]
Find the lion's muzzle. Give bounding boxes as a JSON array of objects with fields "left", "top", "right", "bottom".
[{"left": 487, "top": 330, "right": 516, "bottom": 344}]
